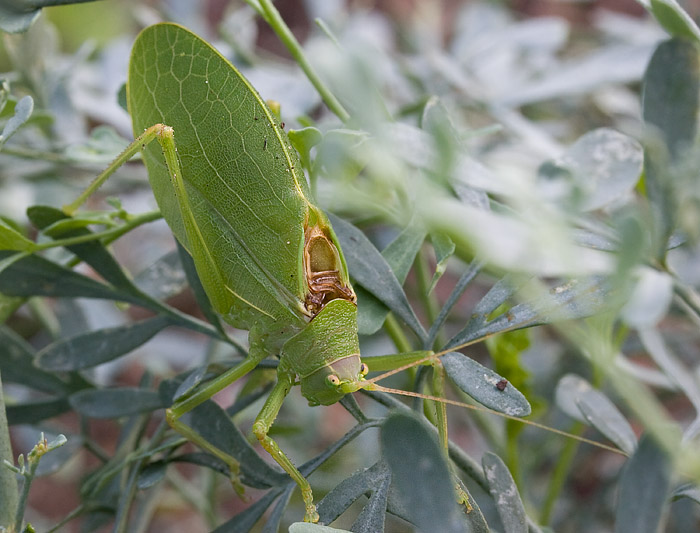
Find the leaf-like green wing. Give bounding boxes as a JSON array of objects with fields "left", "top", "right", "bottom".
[{"left": 128, "top": 23, "right": 311, "bottom": 330}]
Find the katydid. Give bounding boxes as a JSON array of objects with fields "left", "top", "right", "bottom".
[
  {"left": 61, "top": 22, "right": 446, "bottom": 523},
  {"left": 63, "top": 23, "right": 625, "bottom": 525}
]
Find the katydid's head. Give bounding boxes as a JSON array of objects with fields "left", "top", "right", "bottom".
[{"left": 301, "top": 355, "right": 369, "bottom": 406}]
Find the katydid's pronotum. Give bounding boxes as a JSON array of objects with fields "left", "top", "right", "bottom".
[{"left": 62, "top": 23, "right": 626, "bottom": 525}]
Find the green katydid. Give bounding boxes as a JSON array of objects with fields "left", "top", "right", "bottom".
[{"left": 62, "top": 23, "right": 626, "bottom": 525}]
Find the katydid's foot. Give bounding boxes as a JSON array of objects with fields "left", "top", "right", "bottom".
[
  {"left": 302, "top": 486, "right": 320, "bottom": 522},
  {"left": 455, "top": 480, "right": 473, "bottom": 513},
  {"left": 304, "top": 505, "right": 320, "bottom": 523}
]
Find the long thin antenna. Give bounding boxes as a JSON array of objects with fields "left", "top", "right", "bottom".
[{"left": 367, "top": 383, "right": 628, "bottom": 456}]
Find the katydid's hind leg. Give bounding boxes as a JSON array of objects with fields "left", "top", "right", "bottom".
[
  {"left": 252, "top": 367, "right": 320, "bottom": 523},
  {"left": 166, "top": 332, "right": 269, "bottom": 497}
]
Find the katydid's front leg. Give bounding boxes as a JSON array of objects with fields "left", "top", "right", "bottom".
[
  {"left": 430, "top": 359, "right": 473, "bottom": 513},
  {"left": 252, "top": 364, "right": 320, "bottom": 523},
  {"left": 166, "top": 342, "right": 269, "bottom": 497},
  {"left": 365, "top": 351, "right": 473, "bottom": 513}
]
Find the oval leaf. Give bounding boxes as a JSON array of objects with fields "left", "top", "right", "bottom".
[
  {"left": 0, "top": 219, "right": 35, "bottom": 251},
  {"left": 36, "top": 316, "right": 172, "bottom": 372},
  {"left": 650, "top": 0, "right": 700, "bottom": 42},
  {"left": 357, "top": 222, "right": 427, "bottom": 335},
  {"left": 482, "top": 452, "right": 527, "bottom": 533},
  {"left": 329, "top": 214, "right": 426, "bottom": 341},
  {"left": 0, "top": 95, "right": 33, "bottom": 145},
  {"left": 381, "top": 411, "right": 465, "bottom": 533},
  {"left": 442, "top": 352, "right": 531, "bottom": 417},
  {"left": 69, "top": 388, "right": 165, "bottom": 418},
  {"left": 556, "top": 374, "right": 637, "bottom": 455},
  {"left": 614, "top": 434, "right": 671, "bottom": 533}
]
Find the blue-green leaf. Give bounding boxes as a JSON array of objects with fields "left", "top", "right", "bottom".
[
  {"left": 381, "top": 411, "right": 465, "bottom": 533},
  {"left": 356, "top": 222, "right": 427, "bottom": 335},
  {"left": 329, "top": 214, "right": 426, "bottom": 341},
  {"left": 36, "top": 316, "right": 172, "bottom": 371},
  {"left": 69, "top": 388, "right": 165, "bottom": 418},
  {"left": 614, "top": 434, "right": 671, "bottom": 533},
  {"left": 482, "top": 452, "right": 527, "bottom": 533},
  {"left": 442, "top": 352, "right": 531, "bottom": 417},
  {"left": 0, "top": 95, "right": 32, "bottom": 145}
]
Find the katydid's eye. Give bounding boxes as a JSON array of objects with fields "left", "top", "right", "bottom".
[
  {"left": 360, "top": 363, "right": 369, "bottom": 376},
  {"left": 327, "top": 375, "right": 340, "bottom": 387}
]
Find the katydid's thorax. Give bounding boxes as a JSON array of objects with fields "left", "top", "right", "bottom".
[{"left": 282, "top": 298, "right": 366, "bottom": 406}]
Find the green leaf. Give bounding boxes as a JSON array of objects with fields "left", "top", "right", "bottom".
[
  {"left": 614, "top": 434, "right": 671, "bottom": 533},
  {"left": 442, "top": 352, "right": 532, "bottom": 417},
  {"left": 0, "top": 218, "right": 35, "bottom": 251},
  {"left": 555, "top": 374, "right": 637, "bottom": 455},
  {"left": 356, "top": 222, "right": 427, "bottom": 335},
  {"left": 288, "top": 126, "right": 322, "bottom": 170},
  {"left": 0, "top": 325, "right": 70, "bottom": 395},
  {"left": 381, "top": 411, "right": 465, "bottom": 533},
  {"left": 69, "top": 388, "right": 165, "bottom": 418},
  {"left": 650, "top": 0, "right": 700, "bottom": 42},
  {"left": 643, "top": 39, "right": 700, "bottom": 157},
  {"left": 0, "top": 94, "right": 32, "bottom": 145},
  {"left": 35, "top": 316, "right": 172, "bottom": 372},
  {"left": 0, "top": 252, "right": 139, "bottom": 303},
  {"left": 642, "top": 39, "right": 700, "bottom": 254},
  {"left": 329, "top": 214, "right": 426, "bottom": 341},
  {"left": 482, "top": 452, "right": 527, "bottom": 533},
  {"left": 671, "top": 483, "right": 700, "bottom": 505}
]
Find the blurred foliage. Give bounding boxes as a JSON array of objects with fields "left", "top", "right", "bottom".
[{"left": 0, "top": 0, "right": 700, "bottom": 532}]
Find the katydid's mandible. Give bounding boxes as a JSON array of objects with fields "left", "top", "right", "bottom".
[{"left": 127, "top": 23, "right": 368, "bottom": 522}]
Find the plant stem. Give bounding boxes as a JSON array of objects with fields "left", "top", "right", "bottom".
[
  {"left": 415, "top": 248, "right": 443, "bottom": 349},
  {"left": 0, "top": 371, "right": 18, "bottom": 530},
  {"left": 34, "top": 210, "right": 162, "bottom": 252},
  {"left": 384, "top": 314, "right": 413, "bottom": 353},
  {"left": 257, "top": 0, "right": 351, "bottom": 123},
  {"left": 539, "top": 421, "right": 584, "bottom": 525}
]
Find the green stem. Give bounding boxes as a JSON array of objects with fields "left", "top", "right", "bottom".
[
  {"left": 257, "top": 0, "right": 351, "bottom": 123},
  {"left": 383, "top": 314, "right": 413, "bottom": 354},
  {"left": 13, "top": 456, "right": 38, "bottom": 532},
  {"left": 0, "top": 372, "right": 18, "bottom": 530},
  {"left": 539, "top": 421, "right": 584, "bottom": 525},
  {"left": 414, "top": 248, "right": 443, "bottom": 349},
  {"left": 35, "top": 210, "right": 162, "bottom": 252}
]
